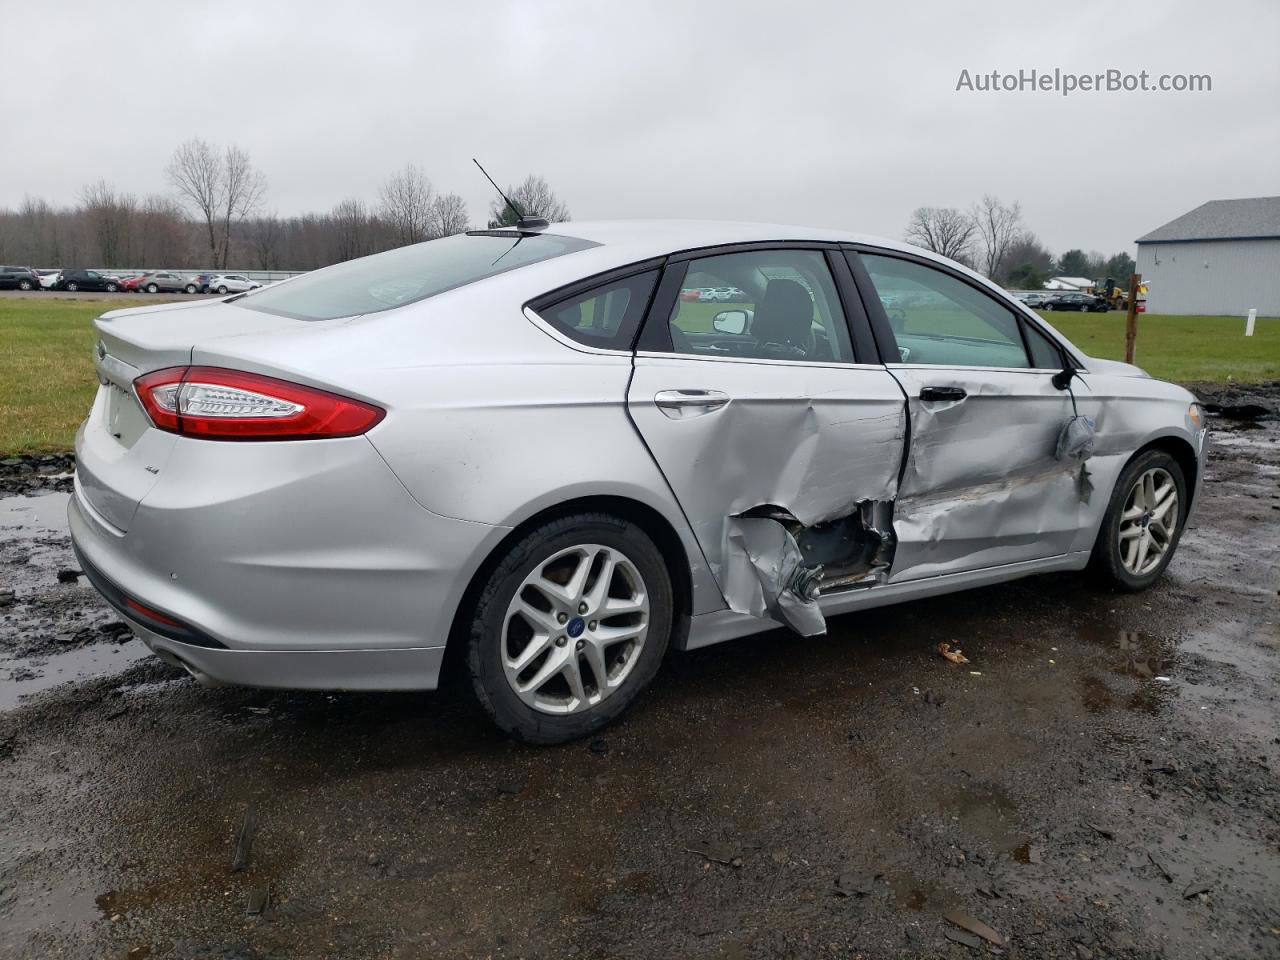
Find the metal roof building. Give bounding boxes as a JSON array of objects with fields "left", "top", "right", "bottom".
[{"left": 1135, "top": 197, "right": 1280, "bottom": 316}]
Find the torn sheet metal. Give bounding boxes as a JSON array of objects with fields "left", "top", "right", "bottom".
[
  {"left": 722, "top": 517, "right": 828, "bottom": 636},
  {"left": 720, "top": 500, "right": 897, "bottom": 635}
]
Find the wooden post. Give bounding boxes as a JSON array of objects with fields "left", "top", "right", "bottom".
[{"left": 1123, "top": 272, "right": 1141, "bottom": 364}]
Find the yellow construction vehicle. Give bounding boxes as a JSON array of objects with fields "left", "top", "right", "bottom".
[{"left": 1089, "top": 277, "right": 1148, "bottom": 311}]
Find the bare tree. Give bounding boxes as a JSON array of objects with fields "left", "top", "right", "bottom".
[
  {"left": 379, "top": 164, "right": 436, "bottom": 245},
  {"left": 168, "top": 138, "right": 265, "bottom": 267},
  {"left": 487, "top": 175, "right": 570, "bottom": 227},
  {"left": 168, "top": 138, "right": 223, "bottom": 264},
  {"left": 331, "top": 199, "right": 370, "bottom": 261},
  {"left": 251, "top": 214, "right": 283, "bottom": 270},
  {"left": 79, "top": 180, "right": 139, "bottom": 267},
  {"left": 219, "top": 145, "right": 266, "bottom": 268},
  {"left": 135, "top": 195, "right": 191, "bottom": 267},
  {"left": 432, "top": 193, "right": 470, "bottom": 236},
  {"left": 904, "top": 207, "right": 975, "bottom": 262},
  {"left": 970, "top": 194, "right": 1023, "bottom": 278}
]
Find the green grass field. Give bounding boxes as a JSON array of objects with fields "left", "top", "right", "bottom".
[{"left": 1, "top": 297, "right": 1276, "bottom": 455}]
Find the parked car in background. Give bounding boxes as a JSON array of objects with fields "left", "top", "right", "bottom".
[
  {"left": 1047, "top": 292, "right": 1108, "bottom": 312},
  {"left": 0, "top": 265, "right": 42, "bottom": 290},
  {"left": 118, "top": 275, "right": 144, "bottom": 292},
  {"left": 208, "top": 274, "right": 262, "bottom": 294},
  {"left": 1016, "top": 292, "right": 1052, "bottom": 310},
  {"left": 55, "top": 269, "right": 119, "bottom": 292},
  {"left": 138, "top": 271, "right": 187, "bottom": 294},
  {"left": 185, "top": 274, "right": 215, "bottom": 294},
  {"left": 38, "top": 270, "right": 61, "bottom": 289},
  {"left": 72, "top": 220, "right": 1206, "bottom": 743}
]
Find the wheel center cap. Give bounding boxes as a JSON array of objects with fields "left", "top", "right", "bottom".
[
  {"left": 1140, "top": 514, "right": 1151, "bottom": 528},
  {"left": 566, "top": 616, "right": 586, "bottom": 638}
]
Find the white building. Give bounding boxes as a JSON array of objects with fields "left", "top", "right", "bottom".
[
  {"left": 1043, "top": 276, "right": 1094, "bottom": 291},
  {"left": 1135, "top": 196, "right": 1280, "bottom": 316}
]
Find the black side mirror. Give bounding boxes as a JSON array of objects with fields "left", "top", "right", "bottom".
[{"left": 1052, "top": 367, "right": 1076, "bottom": 390}]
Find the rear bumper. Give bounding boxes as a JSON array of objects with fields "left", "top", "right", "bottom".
[
  {"left": 124, "top": 618, "right": 447, "bottom": 691},
  {"left": 70, "top": 433, "right": 510, "bottom": 691}
]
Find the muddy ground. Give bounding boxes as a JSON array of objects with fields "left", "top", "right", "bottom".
[{"left": 1, "top": 390, "right": 1277, "bottom": 960}]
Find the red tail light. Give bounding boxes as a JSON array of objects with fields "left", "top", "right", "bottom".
[{"left": 134, "top": 366, "right": 385, "bottom": 440}]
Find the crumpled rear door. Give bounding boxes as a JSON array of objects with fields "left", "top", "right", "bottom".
[{"left": 627, "top": 354, "right": 907, "bottom": 631}]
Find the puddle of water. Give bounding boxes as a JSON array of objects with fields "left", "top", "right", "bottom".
[
  {"left": 0, "top": 490, "right": 71, "bottom": 534},
  {"left": 0, "top": 639, "right": 152, "bottom": 711}
]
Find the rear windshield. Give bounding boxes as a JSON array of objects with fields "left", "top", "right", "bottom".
[{"left": 237, "top": 231, "right": 598, "bottom": 321}]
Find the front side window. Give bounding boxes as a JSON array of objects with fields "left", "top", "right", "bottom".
[
  {"left": 666, "top": 249, "right": 853, "bottom": 363},
  {"left": 1023, "top": 320, "right": 1065, "bottom": 368},
  {"left": 536, "top": 270, "right": 659, "bottom": 350},
  {"left": 858, "top": 254, "right": 1030, "bottom": 368},
  {"left": 239, "top": 231, "right": 599, "bottom": 321}
]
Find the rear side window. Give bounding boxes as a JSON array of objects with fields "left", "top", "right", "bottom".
[
  {"left": 535, "top": 270, "right": 659, "bottom": 350},
  {"left": 238, "top": 232, "right": 599, "bottom": 321}
]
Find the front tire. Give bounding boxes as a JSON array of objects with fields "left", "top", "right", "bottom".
[
  {"left": 18, "top": 279, "right": 32, "bottom": 290},
  {"left": 105, "top": 282, "right": 118, "bottom": 292},
  {"left": 466, "top": 513, "right": 674, "bottom": 744},
  {"left": 216, "top": 285, "right": 229, "bottom": 294},
  {"left": 1090, "top": 449, "right": 1187, "bottom": 591},
  {"left": 146, "top": 283, "right": 158, "bottom": 293}
]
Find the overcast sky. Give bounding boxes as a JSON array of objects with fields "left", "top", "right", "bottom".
[{"left": 2, "top": 0, "right": 1276, "bottom": 257}]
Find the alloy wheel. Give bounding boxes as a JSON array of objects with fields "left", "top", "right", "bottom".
[
  {"left": 1118, "top": 467, "right": 1178, "bottom": 576},
  {"left": 501, "top": 543, "right": 650, "bottom": 715}
]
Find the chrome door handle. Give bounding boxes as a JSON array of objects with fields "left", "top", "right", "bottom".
[{"left": 654, "top": 389, "right": 731, "bottom": 419}]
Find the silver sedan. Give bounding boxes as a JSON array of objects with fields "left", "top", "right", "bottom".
[{"left": 71, "top": 221, "right": 1208, "bottom": 742}]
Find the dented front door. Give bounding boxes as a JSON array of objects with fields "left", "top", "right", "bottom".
[
  {"left": 886, "top": 368, "right": 1086, "bottom": 580},
  {"left": 851, "top": 250, "right": 1092, "bottom": 582}
]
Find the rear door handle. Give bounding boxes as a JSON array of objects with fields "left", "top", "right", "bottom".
[
  {"left": 654, "top": 389, "right": 731, "bottom": 419},
  {"left": 919, "top": 386, "right": 967, "bottom": 403}
]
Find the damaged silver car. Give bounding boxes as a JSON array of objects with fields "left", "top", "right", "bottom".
[{"left": 71, "top": 221, "right": 1208, "bottom": 742}]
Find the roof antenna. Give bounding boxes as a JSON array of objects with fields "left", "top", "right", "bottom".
[{"left": 472, "top": 159, "right": 549, "bottom": 231}]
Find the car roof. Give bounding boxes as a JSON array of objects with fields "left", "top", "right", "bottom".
[
  {"left": 455, "top": 219, "right": 987, "bottom": 306},
  {"left": 546, "top": 219, "right": 905, "bottom": 261}
]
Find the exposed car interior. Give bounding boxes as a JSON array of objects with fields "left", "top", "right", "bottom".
[{"left": 667, "top": 250, "right": 854, "bottom": 362}]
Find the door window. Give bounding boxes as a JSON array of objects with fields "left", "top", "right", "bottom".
[
  {"left": 859, "top": 254, "right": 1031, "bottom": 368},
  {"left": 1022, "top": 320, "right": 1065, "bottom": 369},
  {"left": 666, "top": 250, "right": 853, "bottom": 363}
]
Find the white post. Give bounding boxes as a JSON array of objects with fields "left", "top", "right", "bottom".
[{"left": 1245, "top": 308, "right": 1257, "bottom": 337}]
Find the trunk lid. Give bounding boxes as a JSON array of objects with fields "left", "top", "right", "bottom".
[{"left": 78, "top": 299, "right": 308, "bottom": 532}]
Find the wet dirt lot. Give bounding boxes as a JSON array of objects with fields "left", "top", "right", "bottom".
[{"left": 1, "top": 411, "right": 1277, "bottom": 959}]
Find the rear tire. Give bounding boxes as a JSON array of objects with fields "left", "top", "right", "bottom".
[
  {"left": 185, "top": 284, "right": 197, "bottom": 294},
  {"left": 466, "top": 512, "right": 674, "bottom": 744},
  {"left": 17, "top": 279, "right": 32, "bottom": 290},
  {"left": 66, "top": 282, "right": 78, "bottom": 291},
  {"left": 1090, "top": 449, "right": 1188, "bottom": 592}
]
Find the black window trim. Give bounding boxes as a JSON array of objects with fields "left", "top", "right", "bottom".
[
  {"left": 843, "top": 243, "right": 1083, "bottom": 372},
  {"left": 634, "top": 241, "right": 878, "bottom": 365},
  {"left": 524, "top": 256, "right": 667, "bottom": 354}
]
